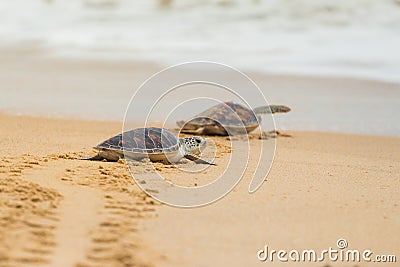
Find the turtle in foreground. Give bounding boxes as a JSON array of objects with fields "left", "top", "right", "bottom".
[
  {"left": 83, "top": 127, "right": 215, "bottom": 165},
  {"left": 176, "top": 102, "right": 291, "bottom": 136}
]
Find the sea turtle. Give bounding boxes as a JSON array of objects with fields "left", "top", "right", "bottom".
[
  {"left": 176, "top": 102, "right": 291, "bottom": 136},
  {"left": 83, "top": 127, "right": 215, "bottom": 165}
]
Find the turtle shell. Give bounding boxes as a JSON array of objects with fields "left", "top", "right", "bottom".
[
  {"left": 186, "top": 102, "right": 258, "bottom": 127},
  {"left": 96, "top": 127, "right": 179, "bottom": 154}
]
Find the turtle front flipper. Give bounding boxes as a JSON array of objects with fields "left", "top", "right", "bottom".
[
  {"left": 253, "top": 105, "right": 291, "bottom": 115},
  {"left": 184, "top": 154, "right": 216, "bottom": 165}
]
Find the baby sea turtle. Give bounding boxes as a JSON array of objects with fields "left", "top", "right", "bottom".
[
  {"left": 177, "top": 102, "right": 291, "bottom": 136},
  {"left": 83, "top": 127, "right": 215, "bottom": 165}
]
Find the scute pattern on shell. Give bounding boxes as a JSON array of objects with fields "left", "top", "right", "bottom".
[
  {"left": 96, "top": 127, "right": 179, "bottom": 153},
  {"left": 187, "top": 102, "right": 258, "bottom": 127}
]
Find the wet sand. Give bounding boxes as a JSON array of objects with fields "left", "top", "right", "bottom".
[
  {"left": 1, "top": 45, "right": 399, "bottom": 135},
  {"left": 0, "top": 113, "right": 399, "bottom": 267}
]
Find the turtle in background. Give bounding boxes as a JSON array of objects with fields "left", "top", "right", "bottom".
[
  {"left": 82, "top": 127, "right": 215, "bottom": 165},
  {"left": 176, "top": 102, "right": 291, "bottom": 136}
]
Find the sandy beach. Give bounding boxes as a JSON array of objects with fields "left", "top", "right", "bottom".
[
  {"left": 1, "top": 1, "right": 400, "bottom": 266},
  {"left": 0, "top": 112, "right": 398, "bottom": 267}
]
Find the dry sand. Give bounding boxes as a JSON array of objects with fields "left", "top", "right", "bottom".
[{"left": 0, "top": 113, "right": 399, "bottom": 267}]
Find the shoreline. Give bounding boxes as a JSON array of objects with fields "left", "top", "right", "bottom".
[
  {"left": 2, "top": 37, "right": 400, "bottom": 85},
  {"left": 3, "top": 43, "right": 400, "bottom": 85},
  {"left": 0, "top": 113, "right": 399, "bottom": 266},
  {"left": 1, "top": 111, "right": 398, "bottom": 139}
]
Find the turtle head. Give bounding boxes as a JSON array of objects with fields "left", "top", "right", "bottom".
[{"left": 179, "top": 136, "right": 207, "bottom": 155}]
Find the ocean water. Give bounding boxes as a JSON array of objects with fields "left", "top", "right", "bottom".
[{"left": 1, "top": 0, "right": 400, "bottom": 83}]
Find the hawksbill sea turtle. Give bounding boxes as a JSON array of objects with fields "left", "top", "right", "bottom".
[
  {"left": 82, "top": 127, "right": 215, "bottom": 165},
  {"left": 176, "top": 101, "right": 291, "bottom": 136}
]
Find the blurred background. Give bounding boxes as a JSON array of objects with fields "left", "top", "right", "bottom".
[{"left": 0, "top": 0, "right": 399, "bottom": 135}]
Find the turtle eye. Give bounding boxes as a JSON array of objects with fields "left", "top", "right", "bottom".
[{"left": 195, "top": 138, "right": 201, "bottom": 144}]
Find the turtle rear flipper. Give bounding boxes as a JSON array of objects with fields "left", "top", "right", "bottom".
[
  {"left": 81, "top": 153, "right": 104, "bottom": 161},
  {"left": 184, "top": 154, "right": 216, "bottom": 165},
  {"left": 253, "top": 105, "right": 291, "bottom": 115},
  {"left": 80, "top": 149, "right": 121, "bottom": 161}
]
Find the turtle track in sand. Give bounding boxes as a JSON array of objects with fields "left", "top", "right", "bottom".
[
  {"left": 62, "top": 160, "right": 159, "bottom": 267},
  {"left": 0, "top": 153, "right": 159, "bottom": 267},
  {"left": 0, "top": 155, "right": 62, "bottom": 267}
]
